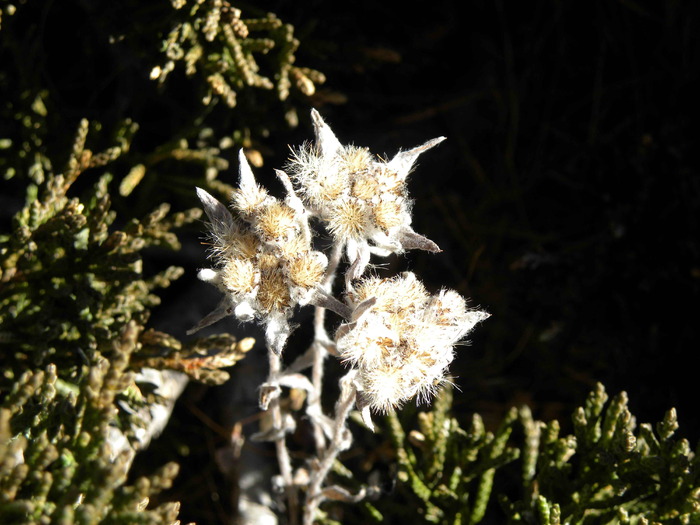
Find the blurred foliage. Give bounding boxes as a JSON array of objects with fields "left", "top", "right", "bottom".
[
  {"left": 0, "top": 327, "right": 184, "bottom": 524},
  {"left": 153, "top": 0, "right": 325, "bottom": 109},
  {"left": 0, "top": 117, "right": 249, "bottom": 385},
  {"left": 322, "top": 384, "right": 699, "bottom": 525},
  {"left": 0, "top": 0, "right": 326, "bottom": 215},
  {"left": 1, "top": 0, "right": 322, "bottom": 522}
]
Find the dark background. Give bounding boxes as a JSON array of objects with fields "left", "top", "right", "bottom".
[
  {"left": 263, "top": 0, "right": 700, "bottom": 437},
  {"left": 173, "top": 1, "right": 700, "bottom": 520},
  {"left": 3, "top": 0, "right": 698, "bottom": 522}
]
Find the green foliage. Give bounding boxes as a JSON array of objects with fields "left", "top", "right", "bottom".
[
  {"left": 0, "top": 115, "right": 252, "bottom": 523},
  {"left": 0, "top": 324, "right": 182, "bottom": 525},
  {"left": 1, "top": 0, "right": 324, "bottom": 521},
  {"left": 373, "top": 388, "right": 519, "bottom": 524},
  {"left": 505, "top": 384, "right": 700, "bottom": 525},
  {"left": 0, "top": 0, "right": 326, "bottom": 211},
  {"left": 1, "top": 118, "right": 215, "bottom": 379},
  {"left": 155, "top": 0, "right": 325, "bottom": 109},
  {"left": 379, "top": 384, "right": 699, "bottom": 524}
]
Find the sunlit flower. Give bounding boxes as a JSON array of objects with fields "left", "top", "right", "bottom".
[
  {"left": 287, "top": 110, "right": 445, "bottom": 282},
  {"left": 335, "top": 272, "right": 489, "bottom": 413},
  {"left": 188, "top": 150, "right": 328, "bottom": 354}
]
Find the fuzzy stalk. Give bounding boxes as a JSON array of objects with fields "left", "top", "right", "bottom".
[
  {"left": 302, "top": 370, "right": 357, "bottom": 525},
  {"left": 309, "top": 241, "right": 344, "bottom": 454},
  {"left": 267, "top": 348, "right": 299, "bottom": 525}
]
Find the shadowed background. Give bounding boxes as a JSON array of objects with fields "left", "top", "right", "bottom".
[
  {"left": 261, "top": 0, "right": 699, "bottom": 439},
  {"left": 2, "top": 1, "right": 698, "bottom": 523},
  {"left": 166, "top": 2, "right": 700, "bottom": 520}
]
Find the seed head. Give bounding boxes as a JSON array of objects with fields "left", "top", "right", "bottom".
[
  {"left": 326, "top": 197, "right": 371, "bottom": 241},
  {"left": 255, "top": 201, "right": 297, "bottom": 242},
  {"left": 221, "top": 258, "right": 258, "bottom": 295}
]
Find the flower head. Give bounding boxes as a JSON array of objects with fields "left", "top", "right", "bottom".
[
  {"left": 189, "top": 150, "right": 327, "bottom": 354},
  {"left": 287, "top": 110, "right": 445, "bottom": 282},
  {"left": 335, "top": 272, "right": 489, "bottom": 413}
]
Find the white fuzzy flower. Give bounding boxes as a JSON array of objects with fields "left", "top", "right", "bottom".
[
  {"left": 335, "top": 272, "right": 489, "bottom": 413},
  {"left": 188, "top": 150, "right": 328, "bottom": 354},
  {"left": 287, "top": 110, "right": 445, "bottom": 282}
]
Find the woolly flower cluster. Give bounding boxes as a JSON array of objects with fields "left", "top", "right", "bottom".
[
  {"left": 287, "top": 110, "right": 445, "bottom": 281},
  {"left": 190, "top": 110, "right": 489, "bottom": 414},
  {"left": 336, "top": 272, "right": 489, "bottom": 413},
  {"left": 189, "top": 150, "right": 327, "bottom": 354}
]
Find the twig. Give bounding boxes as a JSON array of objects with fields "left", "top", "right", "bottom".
[
  {"left": 267, "top": 348, "right": 299, "bottom": 525},
  {"left": 309, "top": 242, "right": 344, "bottom": 454},
  {"left": 303, "top": 370, "right": 358, "bottom": 525}
]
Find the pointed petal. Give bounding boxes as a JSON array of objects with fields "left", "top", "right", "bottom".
[
  {"left": 334, "top": 320, "right": 356, "bottom": 340},
  {"left": 186, "top": 297, "right": 233, "bottom": 335},
  {"left": 237, "top": 149, "right": 257, "bottom": 190},
  {"left": 307, "top": 289, "right": 353, "bottom": 319},
  {"left": 463, "top": 309, "right": 491, "bottom": 332},
  {"left": 345, "top": 239, "right": 371, "bottom": 289},
  {"left": 355, "top": 391, "right": 376, "bottom": 432},
  {"left": 275, "top": 168, "right": 307, "bottom": 218},
  {"left": 387, "top": 137, "right": 446, "bottom": 179},
  {"left": 397, "top": 228, "right": 442, "bottom": 253},
  {"left": 351, "top": 296, "right": 377, "bottom": 322},
  {"left": 311, "top": 109, "right": 342, "bottom": 158},
  {"left": 274, "top": 168, "right": 294, "bottom": 194},
  {"left": 195, "top": 187, "right": 234, "bottom": 230}
]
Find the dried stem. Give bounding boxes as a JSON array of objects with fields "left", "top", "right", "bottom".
[
  {"left": 267, "top": 348, "right": 299, "bottom": 525},
  {"left": 309, "top": 242, "right": 344, "bottom": 454},
  {"left": 303, "top": 370, "right": 358, "bottom": 525},
  {"left": 309, "top": 337, "right": 328, "bottom": 456}
]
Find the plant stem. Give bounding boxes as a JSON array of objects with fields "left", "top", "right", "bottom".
[
  {"left": 309, "top": 242, "right": 344, "bottom": 454},
  {"left": 303, "top": 370, "right": 357, "bottom": 525},
  {"left": 268, "top": 347, "right": 299, "bottom": 525}
]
